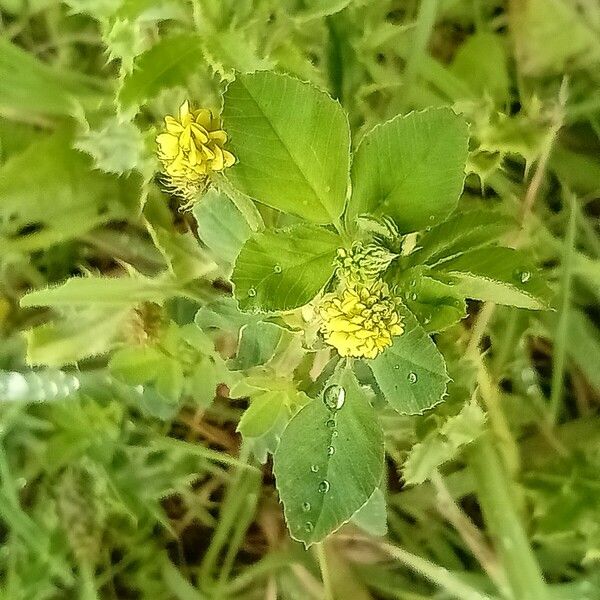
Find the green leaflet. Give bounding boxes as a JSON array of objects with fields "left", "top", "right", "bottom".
[
  {"left": 232, "top": 223, "right": 340, "bottom": 312},
  {"left": 436, "top": 247, "right": 553, "bottom": 310},
  {"left": 273, "top": 368, "right": 384, "bottom": 546},
  {"left": 223, "top": 71, "right": 351, "bottom": 224},
  {"left": 409, "top": 209, "right": 514, "bottom": 267},
  {"left": 192, "top": 189, "right": 252, "bottom": 265},
  {"left": 369, "top": 306, "right": 449, "bottom": 415},
  {"left": 348, "top": 108, "right": 469, "bottom": 233}
]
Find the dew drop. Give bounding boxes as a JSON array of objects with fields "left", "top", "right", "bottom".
[
  {"left": 247, "top": 287, "right": 256, "bottom": 297},
  {"left": 273, "top": 264, "right": 282, "bottom": 274},
  {"left": 514, "top": 268, "right": 531, "bottom": 284},
  {"left": 327, "top": 446, "right": 335, "bottom": 456},
  {"left": 304, "top": 521, "right": 314, "bottom": 532},
  {"left": 410, "top": 293, "right": 417, "bottom": 301},
  {"left": 310, "top": 464, "right": 319, "bottom": 473},
  {"left": 326, "top": 419, "right": 336, "bottom": 429},
  {"left": 409, "top": 279, "right": 416, "bottom": 287},
  {"left": 302, "top": 501, "right": 311, "bottom": 512},
  {"left": 323, "top": 384, "right": 345, "bottom": 411},
  {"left": 318, "top": 480, "right": 330, "bottom": 493},
  {"left": 332, "top": 431, "right": 338, "bottom": 438},
  {"left": 394, "top": 364, "right": 400, "bottom": 370},
  {"left": 408, "top": 372, "right": 418, "bottom": 384}
]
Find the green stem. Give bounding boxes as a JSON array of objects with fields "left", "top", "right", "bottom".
[
  {"left": 468, "top": 433, "right": 551, "bottom": 600},
  {"left": 402, "top": 0, "right": 438, "bottom": 108},
  {"left": 377, "top": 540, "right": 496, "bottom": 600},
  {"left": 550, "top": 190, "right": 577, "bottom": 423},
  {"left": 316, "top": 543, "right": 334, "bottom": 600}
]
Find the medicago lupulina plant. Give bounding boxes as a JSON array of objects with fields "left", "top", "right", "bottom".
[{"left": 150, "top": 71, "right": 552, "bottom": 546}]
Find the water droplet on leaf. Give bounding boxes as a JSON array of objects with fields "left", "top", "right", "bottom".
[
  {"left": 247, "top": 287, "right": 256, "bottom": 297},
  {"left": 408, "top": 372, "right": 418, "bottom": 383},
  {"left": 302, "top": 501, "right": 311, "bottom": 512},
  {"left": 318, "top": 480, "right": 330, "bottom": 493},
  {"left": 323, "top": 384, "right": 345, "bottom": 411},
  {"left": 273, "top": 264, "right": 282, "bottom": 274},
  {"left": 304, "top": 521, "right": 314, "bottom": 532},
  {"left": 327, "top": 446, "right": 335, "bottom": 456},
  {"left": 310, "top": 464, "right": 319, "bottom": 473},
  {"left": 326, "top": 419, "right": 336, "bottom": 429}
]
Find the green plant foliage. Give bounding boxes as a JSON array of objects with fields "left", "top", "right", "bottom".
[
  {"left": 1, "top": 1, "right": 598, "bottom": 598},
  {"left": 274, "top": 368, "right": 384, "bottom": 545},
  {"left": 223, "top": 71, "right": 351, "bottom": 224},
  {"left": 369, "top": 307, "right": 449, "bottom": 415},
  {"left": 232, "top": 224, "right": 340, "bottom": 312},
  {"left": 438, "top": 247, "right": 552, "bottom": 310},
  {"left": 348, "top": 108, "right": 469, "bottom": 232}
]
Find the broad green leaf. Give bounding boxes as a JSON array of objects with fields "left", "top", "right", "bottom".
[
  {"left": 369, "top": 307, "right": 449, "bottom": 415},
  {"left": 274, "top": 369, "right": 384, "bottom": 545},
  {"left": 437, "top": 247, "right": 552, "bottom": 310},
  {"left": 223, "top": 71, "right": 350, "bottom": 224},
  {"left": 409, "top": 210, "right": 514, "bottom": 267},
  {"left": 232, "top": 224, "right": 339, "bottom": 312},
  {"left": 237, "top": 391, "right": 286, "bottom": 438},
  {"left": 0, "top": 39, "right": 106, "bottom": 119},
  {"left": 0, "top": 129, "right": 141, "bottom": 253},
  {"left": 403, "top": 401, "right": 486, "bottom": 485},
  {"left": 20, "top": 276, "right": 176, "bottom": 308},
  {"left": 24, "top": 307, "right": 131, "bottom": 367},
  {"left": 350, "top": 487, "right": 387, "bottom": 537},
  {"left": 118, "top": 34, "right": 205, "bottom": 114},
  {"left": 396, "top": 270, "right": 467, "bottom": 334},
  {"left": 348, "top": 108, "right": 469, "bottom": 233},
  {"left": 193, "top": 190, "right": 252, "bottom": 264},
  {"left": 450, "top": 33, "right": 509, "bottom": 103}
]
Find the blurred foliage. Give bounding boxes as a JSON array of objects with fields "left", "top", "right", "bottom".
[{"left": 0, "top": 0, "right": 599, "bottom": 599}]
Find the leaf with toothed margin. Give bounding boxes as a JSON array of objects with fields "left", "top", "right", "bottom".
[
  {"left": 368, "top": 306, "right": 449, "bottom": 415},
  {"left": 273, "top": 368, "right": 384, "bottom": 546}
]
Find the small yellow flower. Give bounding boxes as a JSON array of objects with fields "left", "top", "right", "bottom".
[
  {"left": 156, "top": 101, "right": 235, "bottom": 200},
  {"left": 318, "top": 279, "right": 404, "bottom": 359}
]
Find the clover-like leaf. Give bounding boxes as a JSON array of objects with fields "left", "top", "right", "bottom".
[
  {"left": 348, "top": 108, "right": 469, "bottom": 233},
  {"left": 369, "top": 306, "right": 449, "bottom": 415},
  {"left": 274, "top": 368, "right": 384, "bottom": 546},
  {"left": 232, "top": 224, "right": 340, "bottom": 312},
  {"left": 223, "top": 71, "right": 350, "bottom": 224}
]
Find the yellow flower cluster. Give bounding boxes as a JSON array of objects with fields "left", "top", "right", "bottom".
[
  {"left": 156, "top": 101, "right": 235, "bottom": 200},
  {"left": 318, "top": 279, "right": 403, "bottom": 359}
]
